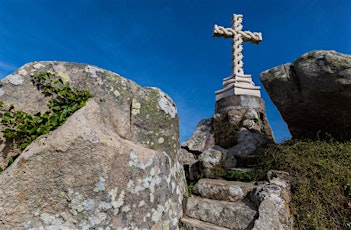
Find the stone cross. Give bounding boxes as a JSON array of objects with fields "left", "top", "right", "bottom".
[{"left": 213, "top": 14, "right": 262, "bottom": 100}]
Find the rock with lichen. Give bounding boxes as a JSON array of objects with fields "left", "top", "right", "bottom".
[
  {"left": 0, "top": 61, "right": 187, "bottom": 229},
  {"left": 261, "top": 50, "right": 351, "bottom": 141}
]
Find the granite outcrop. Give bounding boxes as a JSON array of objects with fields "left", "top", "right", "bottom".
[
  {"left": 261, "top": 50, "right": 351, "bottom": 141},
  {"left": 0, "top": 62, "right": 187, "bottom": 229}
]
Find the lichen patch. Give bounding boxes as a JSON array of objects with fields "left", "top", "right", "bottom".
[
  {"left": 58, "top": 71, "right": 71, "bottom": 84},
  {"left": 113, "top": 90, "right": 121, "bottom": 97},
  {"left": 8, "top": 74, "right": 24, "bottom": 85},
  {"left": 18, "top": 69, "right": 28, "bottom": 76},
  {"left": 94, "top": 176, "right": 106, "bottom": 192},
  {"left": 109, "top": 188, "right": 125, "bottom": 211},
  {"left": 132, "top": 98, "right": 141, "bottom": 115},
  {"left": 33, "top": 63, "right": 45, "bottom": 69},
  {"left": 158, "top": 137, "right": 165, "bottom": 144},
  {"left": 129, "top": 151, "right": 154, "bottom": 170},
  {"left": 85, "top": 65, "right": 102, "bottom": 78},
  {"left": 151, "top": 205, "right": 165, "bottom": 222},
  {"left": 158, "top": 92, "right": 177, "bottom": 118}
]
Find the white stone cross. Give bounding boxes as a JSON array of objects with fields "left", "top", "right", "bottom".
[{"left": 213, "top": 14, "right": 262, "bottom": 100}]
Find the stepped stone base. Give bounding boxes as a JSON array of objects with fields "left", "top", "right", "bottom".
[
  {"left": 215, "top": 73, "right": 261, "bottom": 101},
  {"left": 215, "top": 85, "right": 261, "bottom": 101}
]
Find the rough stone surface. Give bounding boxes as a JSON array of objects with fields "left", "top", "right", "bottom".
[
  {"left": 261, "top": 50, "right": 351, "bottom": 140},
  {"left": 180, "top": 217, "right": 230, "bottom": 230},
  {"left": 224, "top": 128, "right": 271, "bottom": 168},
  {"left": 214, "top": 95, "right": 273, "bottom": 148},
  {"left": 192, "top": 179, "right": 255, "bottom": 202},
  {"left": 211, "top": 95, "right": 273, "bottom": 168},
  {"left": 251, "top": 170, "right": 293, "bottom": 230},
  {"left": 179, "top": 148, "right": 196, "bottom": 164},
  {"left": 198, "top": 146, "right": 227, "bottom": 178},
  {"left": 181, "top": 118, "right": 215, "bottom": 154},
  {"left": 182, "top": 95, "right": 273, "bottom": 172},
  {"left": 185, "top": 197, "right": 257, "bottom": 229},
  {"left": 183, "top": 160, "right": 202, "bottom": 182},
  {"left": 0, "top": 62, "right": 187, "bottom": 229},
  {"left": 183, "top": 171, "right": 293, "bottom": 230}
]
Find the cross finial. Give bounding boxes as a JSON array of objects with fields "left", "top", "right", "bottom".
[{"left": 213, "top": 14, "right": 262, "bottom": 100}]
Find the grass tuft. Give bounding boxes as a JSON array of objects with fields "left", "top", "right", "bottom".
[{"left": 257, "top": 139, "right": 351, "bottom": 229}]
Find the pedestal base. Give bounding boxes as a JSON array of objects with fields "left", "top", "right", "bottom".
[
  {"left": 215, "top": 85, "right": 261, "bottom": 101},
  {"left": 215, "top": 74, "right": 261, "bottom": 101},
  {"left": 214, "top": 94, "right": 275, "bottom": 147},
  {"left": 215, "top": 94, "right": 264, "bottom": 113}
]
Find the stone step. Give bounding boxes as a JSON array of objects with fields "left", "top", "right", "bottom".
[
  {"left": 192, "top": 178, "right": 255, "bottom": 202},
  {"left": 185, "top": 196, "right": 257, "bottom": 229},
  {"left": 180, "top": 217, "right": 230, "bottom": 230}
]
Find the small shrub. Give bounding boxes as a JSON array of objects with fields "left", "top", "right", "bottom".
[{"left": 0, "top": 72, "right": 91, "bottom": 170}]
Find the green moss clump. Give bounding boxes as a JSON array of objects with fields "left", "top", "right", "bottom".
[
  {"left": 0, "top": 72, "right": 91, "bottom": 170},
  {"left": 257, "top": 139, "right": 351, "bottom": 229},
  {"left": 212, "top": 164, "right": 259, "bottom": 182}
]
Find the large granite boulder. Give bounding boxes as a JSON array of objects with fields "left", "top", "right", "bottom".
[
  {"left": 261, "top": 50, "right": 351, "bottom": 141},
  {"left": 0, "top": 62, "right": 187, "bottom": 229}
]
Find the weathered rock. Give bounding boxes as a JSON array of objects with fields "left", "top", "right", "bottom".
[
  {"left": 179, "top": 148, "right": 196, "bottom": 164},
  {"left": 198, "top": 146, "right": 227, "bottom": 178},
  {"left": 0, "top": 62, "right": 187, "bottom": 229},
  {"left": 0, "top": 62, "right": 180, "bottom": 170},
  {"left": 261, "top": 50, "right": 351, "bottom": 141},
  {"left": 183, "top": 169, "right": 292, "bottom": 229},
  {"left": 180, "top": 217, "right": 230, "bottom": 230},
  {"left": 182, "top": 118, "right": 215, "bottom": 154},
  {"left": 214, "top": 94, "right": 273, "bottom": 148},
  {"left": 223, "top": 128, "right": 271, "bottom": 168},
  {"left": 192, "top": 178, "right": 254, "bottom": 202},
  {"left": 185, "top": 197, "right": 257, "bottom": 229},
  {"left": 183, "top": 160, "right": 202, "bottom": 182},
  {"left": 251, "top": 170, "right": 293, "bottom": 230},
  {"left": 182, "top": 96, "right": 273, "bottom": 170},
  {"left": 211, "top": 95, "right": 273, "bottom": 168}
]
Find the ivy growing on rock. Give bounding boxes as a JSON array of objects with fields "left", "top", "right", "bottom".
[{"left": 0, "top": 72, "right": 91, "bottom": 151}]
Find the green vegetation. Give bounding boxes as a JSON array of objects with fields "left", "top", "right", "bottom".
[
  {"left": 222, "top": 169, "right": 257, "bottom": 182},
  {"left": 212, "top": 164, "right": 258, "bottom": 182},
  {"left": 257, "top": 139, "right": 351, "bottom": 229},
  {"left": 187, "top": 182, "right": 195, "bottom": 194},
  {"left": 0, "top": 72, "right": 91, "bottom": 170}
]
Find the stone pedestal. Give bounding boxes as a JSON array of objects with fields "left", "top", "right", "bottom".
[
  {"left": 213, "top": 95, "right": 274, "bottom": 167},
  {"left": 214, "top": 95, "right": 274, "bottom": 144},
  {"left": 181, "top": 94, "right": 274, "bottom": 170},
  {"left": 215, "top": 94, "right": 267, "bottom": 115}
]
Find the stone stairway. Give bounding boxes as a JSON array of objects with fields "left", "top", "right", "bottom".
[
  {"left": 180, "top": 178, "right": 257, "bottom": 229},
  {"left": 180, "top": 171, "right": 293, "bottom": 230}
]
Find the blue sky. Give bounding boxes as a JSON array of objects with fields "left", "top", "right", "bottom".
[{"left": 1, "top": 0, "right": 350, "bottom": 143}]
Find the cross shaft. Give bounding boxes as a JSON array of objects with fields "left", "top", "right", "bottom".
[{"left": 213, "top": 14, "right": 262, "bottom": 76}]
